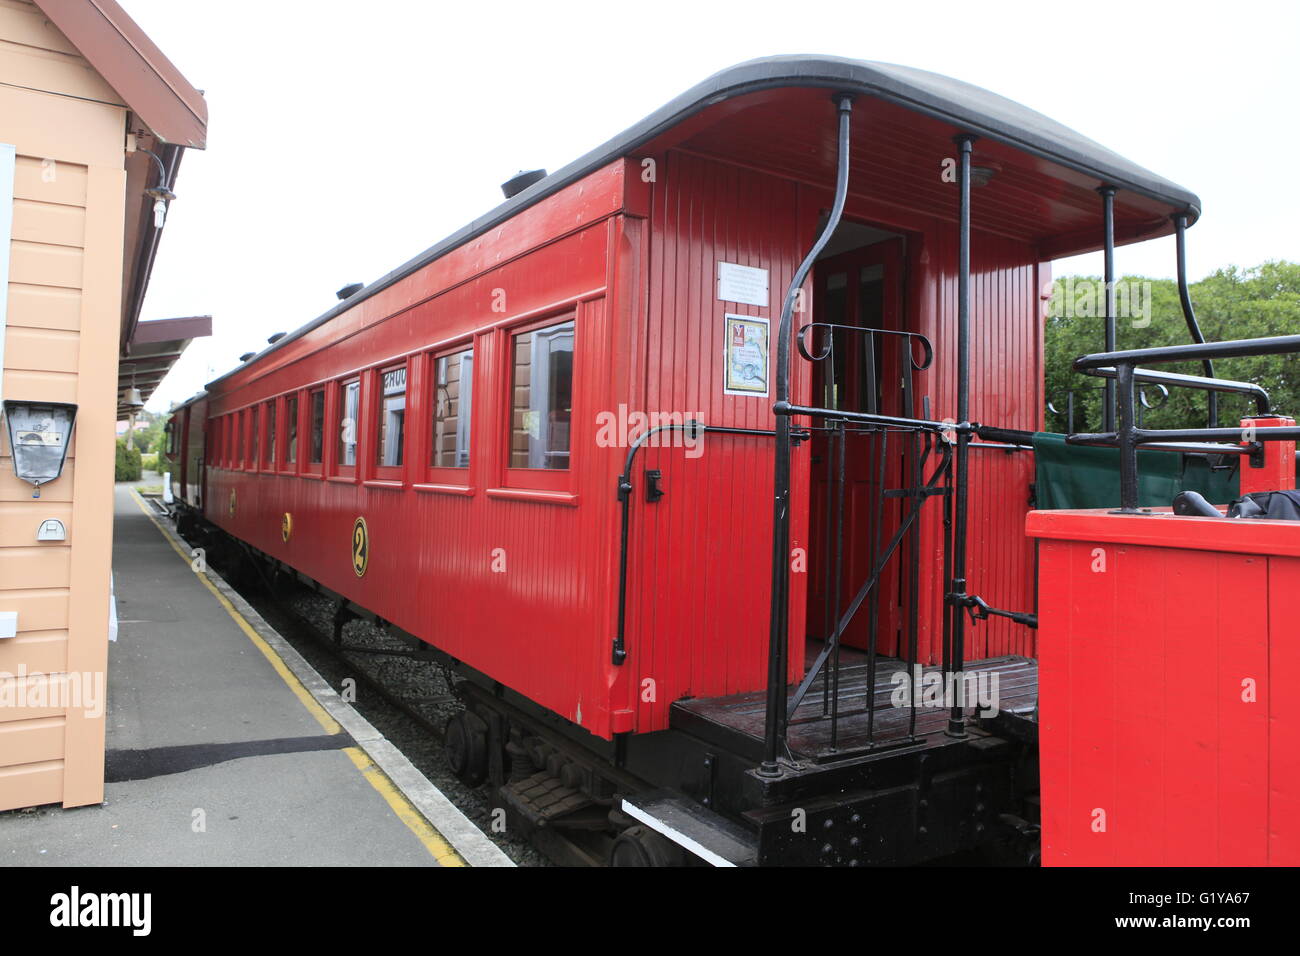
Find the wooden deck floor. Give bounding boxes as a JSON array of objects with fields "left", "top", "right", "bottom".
[{"left": 672, "top": 648, "right": 1038, "bottom": 762}]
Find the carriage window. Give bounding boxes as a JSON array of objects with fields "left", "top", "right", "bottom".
[
  {"left": 265, "top": 400, "right": 277, "bottom": 465},
  {"left": 377, "top": 365, "right": 406, "bottom": 468},
  {"left": 286, "top": 395, "right": 298, "bottom": 464},
  {"left": 510, "top": 320, "right": 573, "bottom": 470},
  {"left": 249, "top": 406, "right": 260, "bottom": 469},
  {"left": 432, "top": 348, "right": 473, "bottom": 468},
  {"left": 237, "top": 411, "right": 246, "bottom": 466},
  {"left": 338, "top": 378, "right": 360, "bottom": 467},
  {"left": 309, "top": 389, "right": 325, "bottom": 464}
]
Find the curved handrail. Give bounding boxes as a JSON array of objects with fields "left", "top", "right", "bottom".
[{"left": 795, "top": 322, "right": 934, "bottom": 371}]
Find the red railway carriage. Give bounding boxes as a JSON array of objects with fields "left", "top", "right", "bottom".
[{"left": 168, "top": 56, "right": 1230, "bottom": 865}]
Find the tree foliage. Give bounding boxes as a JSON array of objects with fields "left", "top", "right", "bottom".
[
  {"left": 114, "top": 439, "right": 142, "bottom": 481},
  {"left": 1044, "top": 261, "right": 1300, "bottom": 433}
]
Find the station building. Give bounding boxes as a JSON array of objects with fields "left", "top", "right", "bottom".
[{"left": 0, "top": 0, "right": 207, "bottom": 811}]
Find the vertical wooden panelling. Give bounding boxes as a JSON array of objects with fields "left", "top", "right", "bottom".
[
  {"left": 0, "top": 0, "right": 126, "bottom": 810},
  {"left": 1268, "top": 556, "right": 1300, "bottom": 865},
  {"left": 1036, "top": 528, "right": 1285, "bottom": 866},
  {"left": 629, "top": 151, "right": 807, "bottom": 731},
  {"left": 925, "top": 226, "right": 1041, "bottom": 663}
]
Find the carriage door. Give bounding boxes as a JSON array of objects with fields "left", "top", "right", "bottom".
[{"left": 807, "top": 237, "right": 906, "bottom": 654}]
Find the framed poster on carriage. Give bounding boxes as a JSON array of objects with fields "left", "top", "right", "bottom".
[{"left": 723, "top": 314, "right": 769, "bottom": 397}]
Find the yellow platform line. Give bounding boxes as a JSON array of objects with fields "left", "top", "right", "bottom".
[
  {"left": 344, "top": 747, "right": 465, "bottom": 866},
  {"left": 129, "top": 489, "right": 467, "bottom": 866}
]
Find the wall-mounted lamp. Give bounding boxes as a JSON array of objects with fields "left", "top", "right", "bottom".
[
  {"left": 145, "top": 184, "right": 176, "bottom": 229},
  {"left": 139, "top": 147, "right": 176, "bottom": 229},
  {"left": 2, "top": 400, "right": 77, "bottom": 498}
]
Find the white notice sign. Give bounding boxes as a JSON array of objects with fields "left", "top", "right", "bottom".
[{"left": 717, "top": 262, "right": 769, "bottom": 308}]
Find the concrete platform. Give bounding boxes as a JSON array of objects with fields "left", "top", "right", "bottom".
[{"left": 0, "top": 484, "right": 511, "bottom": 867}]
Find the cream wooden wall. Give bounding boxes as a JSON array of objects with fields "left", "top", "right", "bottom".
[{"left": 0, "top": 0, "right": 128, "bottom": 810}]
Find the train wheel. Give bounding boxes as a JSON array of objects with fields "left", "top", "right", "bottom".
[
  {"left": 444, "top": 711, "right": 487, "bottom": 787},
  {"left": 608, "top": 825, "right": 681, "bottom": 867}
]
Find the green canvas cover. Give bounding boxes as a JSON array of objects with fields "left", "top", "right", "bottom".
[{"left": 1032, "top": 432, "right": 1240, "bottom": 510}]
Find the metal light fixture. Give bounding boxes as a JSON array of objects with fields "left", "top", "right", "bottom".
[
  {"left": 3, "top": 400, "right": 77, "bottom": 498},
  {"left": 139, "top": 147, "right": 176, "bottom": 229}
]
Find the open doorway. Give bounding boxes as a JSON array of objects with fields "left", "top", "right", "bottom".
[{"left": 805, "top": 220, "right": 914, "bottom": 662}]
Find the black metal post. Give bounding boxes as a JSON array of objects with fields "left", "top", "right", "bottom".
[
  {"left": 1174, "top": 213, "right": 1218, "bottom": 428},
  {"left": 1116, "top": 362, "right": 1141, "bottom": 512},
  {"left": 1099, "top": 185, "right": 1117, "bottom": 434},
  {"left": 761, "top": 94, "right": 854, "bottom": 775},
  {"left": 947, "top": 133, "right": 975, "bottom": 738},
  {"left": 828, "top": 420, "right": 846, "bottom": 735},
  {"left": 865, "top": 428, "right": 887, "bottom": 742}
]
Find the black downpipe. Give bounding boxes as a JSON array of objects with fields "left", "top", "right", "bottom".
[
  {"left": 947, "top": 134, "right": 976, "bottom": 738},
  {"left": 1174, "top": 213, "right": 1218, "bottom": 428},
  {"left": 761, "top": 93, "right": 854, "bottom": 775}
]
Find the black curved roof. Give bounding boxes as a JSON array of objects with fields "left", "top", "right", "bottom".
[{"left": 207, "top": 55, "right": 1200, "bottom": 390}]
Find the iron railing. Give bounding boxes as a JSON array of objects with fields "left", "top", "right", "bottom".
[{"left": 1068, "top": 335, "right": 1300, "bottom": 511}]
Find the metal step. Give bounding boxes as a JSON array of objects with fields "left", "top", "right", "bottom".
[{"left": 621, "top": 789, "right": 758, "bottom": 867}]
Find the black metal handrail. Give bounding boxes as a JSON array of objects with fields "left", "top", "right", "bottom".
[
  {"left": 763, "top": 93, "right": 857, "bottom": 774},
  {"left": 1048, "top": 381, "right": 1169, "bottom": 433},
  {"left": 1174, "top": 213, "right": 1219, "bottom": 427},
  {"left": 1067, "top": 334, "right": 1300, "bottom": 511},
  {"left": 796, "top": 322, "right": 935, "bottom": 371},
  {"left": 1087, "top": 367, "right": 1269, "bottom": 416},
  {"left": 612, "top": 421, "right": 779, "bottom": 666}
]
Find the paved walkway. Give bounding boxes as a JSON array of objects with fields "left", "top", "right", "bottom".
[{"left": 0, "top": 485, "right": 508, "bottom": 866}]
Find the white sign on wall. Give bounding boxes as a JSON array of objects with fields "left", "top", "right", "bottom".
[{"left": 717, "top": 261, "right": 769, "bottom": 308}]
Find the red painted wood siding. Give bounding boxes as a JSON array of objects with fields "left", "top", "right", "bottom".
[
  {"left": 1032, "top": 516, "right": 1298, "bottom": 866},
  {"left": 191, "top": 144, "right": 1049, "bottom": 742},
  {"left": 203, "top": 167, "right": 633, "bottom": 739},
  {"left": 625, "top": 151, "right": 812, "bottom": 732}
]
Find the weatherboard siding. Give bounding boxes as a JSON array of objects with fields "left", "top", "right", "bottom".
[{"left": 0, "top": 0, "right": 126, "bottom": 810}]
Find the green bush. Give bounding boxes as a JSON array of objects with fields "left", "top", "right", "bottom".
[
  {"left": 140, "top": 452, "right": 159, "bottom": 472},
  {"left": 115, "top": 440, "right": 142, "bottom": 481}
]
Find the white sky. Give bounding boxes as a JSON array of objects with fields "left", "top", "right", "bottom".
[{"left": 122, "top": 0, "right": 1300, "bottom": 411}]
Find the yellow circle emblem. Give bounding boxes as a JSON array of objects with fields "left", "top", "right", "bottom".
[
  {"left": 351, "top": 517, "right": 369, "bottom": 577},
  {"left": 281, "top": 512, "right": 293, "bottom": 542}
]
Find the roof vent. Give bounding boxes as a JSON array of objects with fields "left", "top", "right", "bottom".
[
  {"left": 336, "top": 282, "right": 364, "bottom": 300},
  {"left": 501, "top": 169, "right": 547, "bottom": 199},
  {"left": 267, "top": 332, "right": 286, "bottom": 344},
  {"left": 239, "top": 352, "right": 255, "bottom": 362}
]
